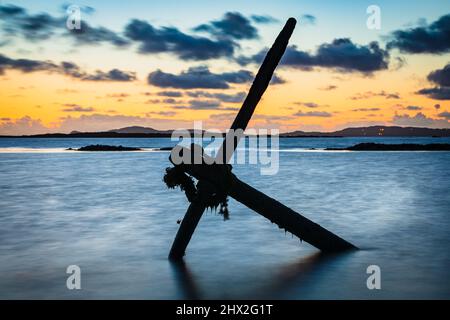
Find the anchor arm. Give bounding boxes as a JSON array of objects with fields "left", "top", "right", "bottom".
[{"left": 228, "top": 175, "right": 357, "bottom": 252}]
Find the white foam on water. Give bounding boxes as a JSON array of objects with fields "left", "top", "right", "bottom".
[
  {"left": 236, "top": 147, "right": 350, "bottom": 153},
  {"left": 0, "top": 147, "right": 72, "bottom": 153}
]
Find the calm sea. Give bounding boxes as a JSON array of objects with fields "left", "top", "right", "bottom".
[{"left": 0, "top": 137, "right": 449, "bottom": 299}]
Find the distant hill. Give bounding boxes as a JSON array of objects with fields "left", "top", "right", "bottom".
[
  {"left": 2, "top": 125, "right": 450, "bottom": 138},
  {"left": 107, "top": 126, "right": 172, "bottom": 135},
  {"left": 281, "top": 126, "right": 450, "bottom": 137}
]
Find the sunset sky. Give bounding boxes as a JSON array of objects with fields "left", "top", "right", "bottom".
[{"left": 0, "top": 0, "right": 449, "bottom": 134}]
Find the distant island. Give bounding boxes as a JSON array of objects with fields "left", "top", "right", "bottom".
[
  {"left": 1, "top": 125, "right": 450, "bottom": 138},
  {"left": 326, "top": 142, "right": 450, "bottom": 151},
  {"left": 281, "top": 126, "right": 450, "bottom": 137},
  {"left": 69, "top": 142, "right": 450, "bottom": 152}
]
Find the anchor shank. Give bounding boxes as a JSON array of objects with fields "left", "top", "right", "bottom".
[
  {"left": 217, "top": 18, "right": 296, "bottom": 164},
  {"left": 168, "top": 201, "right": 206, "bottom": 260},
  {"left": 168, "top": 180, "right": 212, "bottom": 260},
  {"left": 168, "top": 18, "right": 297, "bottom": 259}
]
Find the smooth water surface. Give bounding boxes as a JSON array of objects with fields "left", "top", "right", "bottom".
[{"left": 0, "top": 137, "right": 449, "bottom": 299}]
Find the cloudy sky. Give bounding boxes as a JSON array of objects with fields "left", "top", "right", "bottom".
[{"left": 0, "top": 0, "right": 449, "bottom": 134}]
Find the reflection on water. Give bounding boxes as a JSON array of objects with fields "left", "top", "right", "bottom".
[
  {"left": 0, "top": 137, "right": 449, "bottom": 299},
  {"left": 170, "top": 260, "right": 202, "bottom": 300},
  {"left": 170, "top": 253, "right": 332, "bottom": 300}
]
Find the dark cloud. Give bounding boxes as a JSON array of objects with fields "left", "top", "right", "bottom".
[
  {"left": 283, "top": 40, "right": 389, "bottom": 73},
  {"left": 59, "top": 61, "right": 83, "bottom": 77},
  {"left": 220, "top": 69, "right": 254, "bottom": 83},
  {"left": 250, "top": 15, "right": 279, "bottom": 24},
  {"left": 107, "top": 93, "right": 129, "bottom": 98},
  {"left": 208, "top": 92, "right": 245, "bottom": 103},
  {"left": 210, "top": 112, "right": 289, "bottom": 122},
  {"left": 438, "top": 111, "right": 450, "bottom": 120},
  {"left": 299, "top": 14, "right": 316, "bottom": 26},
  {"left": 270, "top": 74, "right": 286, "bottom": 84},
  {"left": 186, "top": 91, "right": 246, "bottom": 103},
  {"left": 60, "top": 61, "right": 136, "bottom": 81},
  {"left": 0, "top": 4, "right": 61, "bottom": 40},
  {"left": 385, "top": 93, "right": 400, "bottom": 99},
  {"left": 321, "top": 85, "right": 337, "bottom": 91},
  {"left": 194, "top": 12, "right": 258, "bottom": 40},
  {"left": 173, "top": 99, "right": 222, "bottom": 110},
  {"left": 0, "top": 53, "right": 136, "bottom": 82},
  {"left": 81, "top": 69, "right": 136, "bottom": 81},
  {"left": 147, "top": 111, "right": 177, "bottom": 117},
  {"left": 427, "top": 63, "right": 450, "bottom": 87},
  {"left": 386, "top": 14, "right": 450, "bottom": 54},
  {"left": 0, "top": 4, "right": 128, "bottom": 47},
  {"left": 235, "top": 54, "right": 258, "bottom": 66},
  {"left": 189, "top": 100, "right": 221, "bottom": 109},
  {"left": 0, "top": 53, "right": 57, "bottom": 74},
  {"left": 252, "top": 114, "right": 293, "bottom": 121},
  {"left": 62, "top": 105, "right": 95, "bottom": 112},
  {"left": 147, "top": 66, "right": 253, "bottom": 89},
  {"left": 0, "top": 4, "right": 25, "bottom": 15},
  {"left": 157, "top": 91, "right": 183, "bottom": 97},
  {"left": 416, "top": 87, "right": 450, "bottom": 100},
  {"left": 221, "top": 106, "right": 240, "bottom": 111},
  {"left": 406, "top": 105, "right": 422, "bottom": 111},
  {"left": 125, "top": 19, "right": 235, "bottom": 60},
  {"left": 392, "top": 56, "right": 407, "bottom": 70},
  {"left": 145, "top": 99, "right": 161, "bottom": 104},
  {"left": 68, "top": 22, "right": 129, "bottom": 47},
  {"left": 209, "top": 113, "right": 235, "bottom": 121},
  {"left": 106, "top": 93, "right": 128, "bottom": 102},
  {"left": 240, "top": 39, "right": 389, "bottom": 73},
  {"left": 162, "top": 98, "right": 179, "bottom": 104},
  {"left": 295, "top": 102, "right": 320, "bottom": 108},
  {"left": 352, "top": 107, "right": 381, "bottom": 112},
  {"left": 416, "top": 63, "right": 450, "bottom": 100},
  {"left": 294, "top": 111, "right": 332, "bottom": 117},
  {"left": 349, "top": 90, "right": 400, "bottom": 100}
]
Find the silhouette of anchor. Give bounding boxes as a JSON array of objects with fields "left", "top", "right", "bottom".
[{"left": 165, "top": 18, "right": 357, "bottom": 260}]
